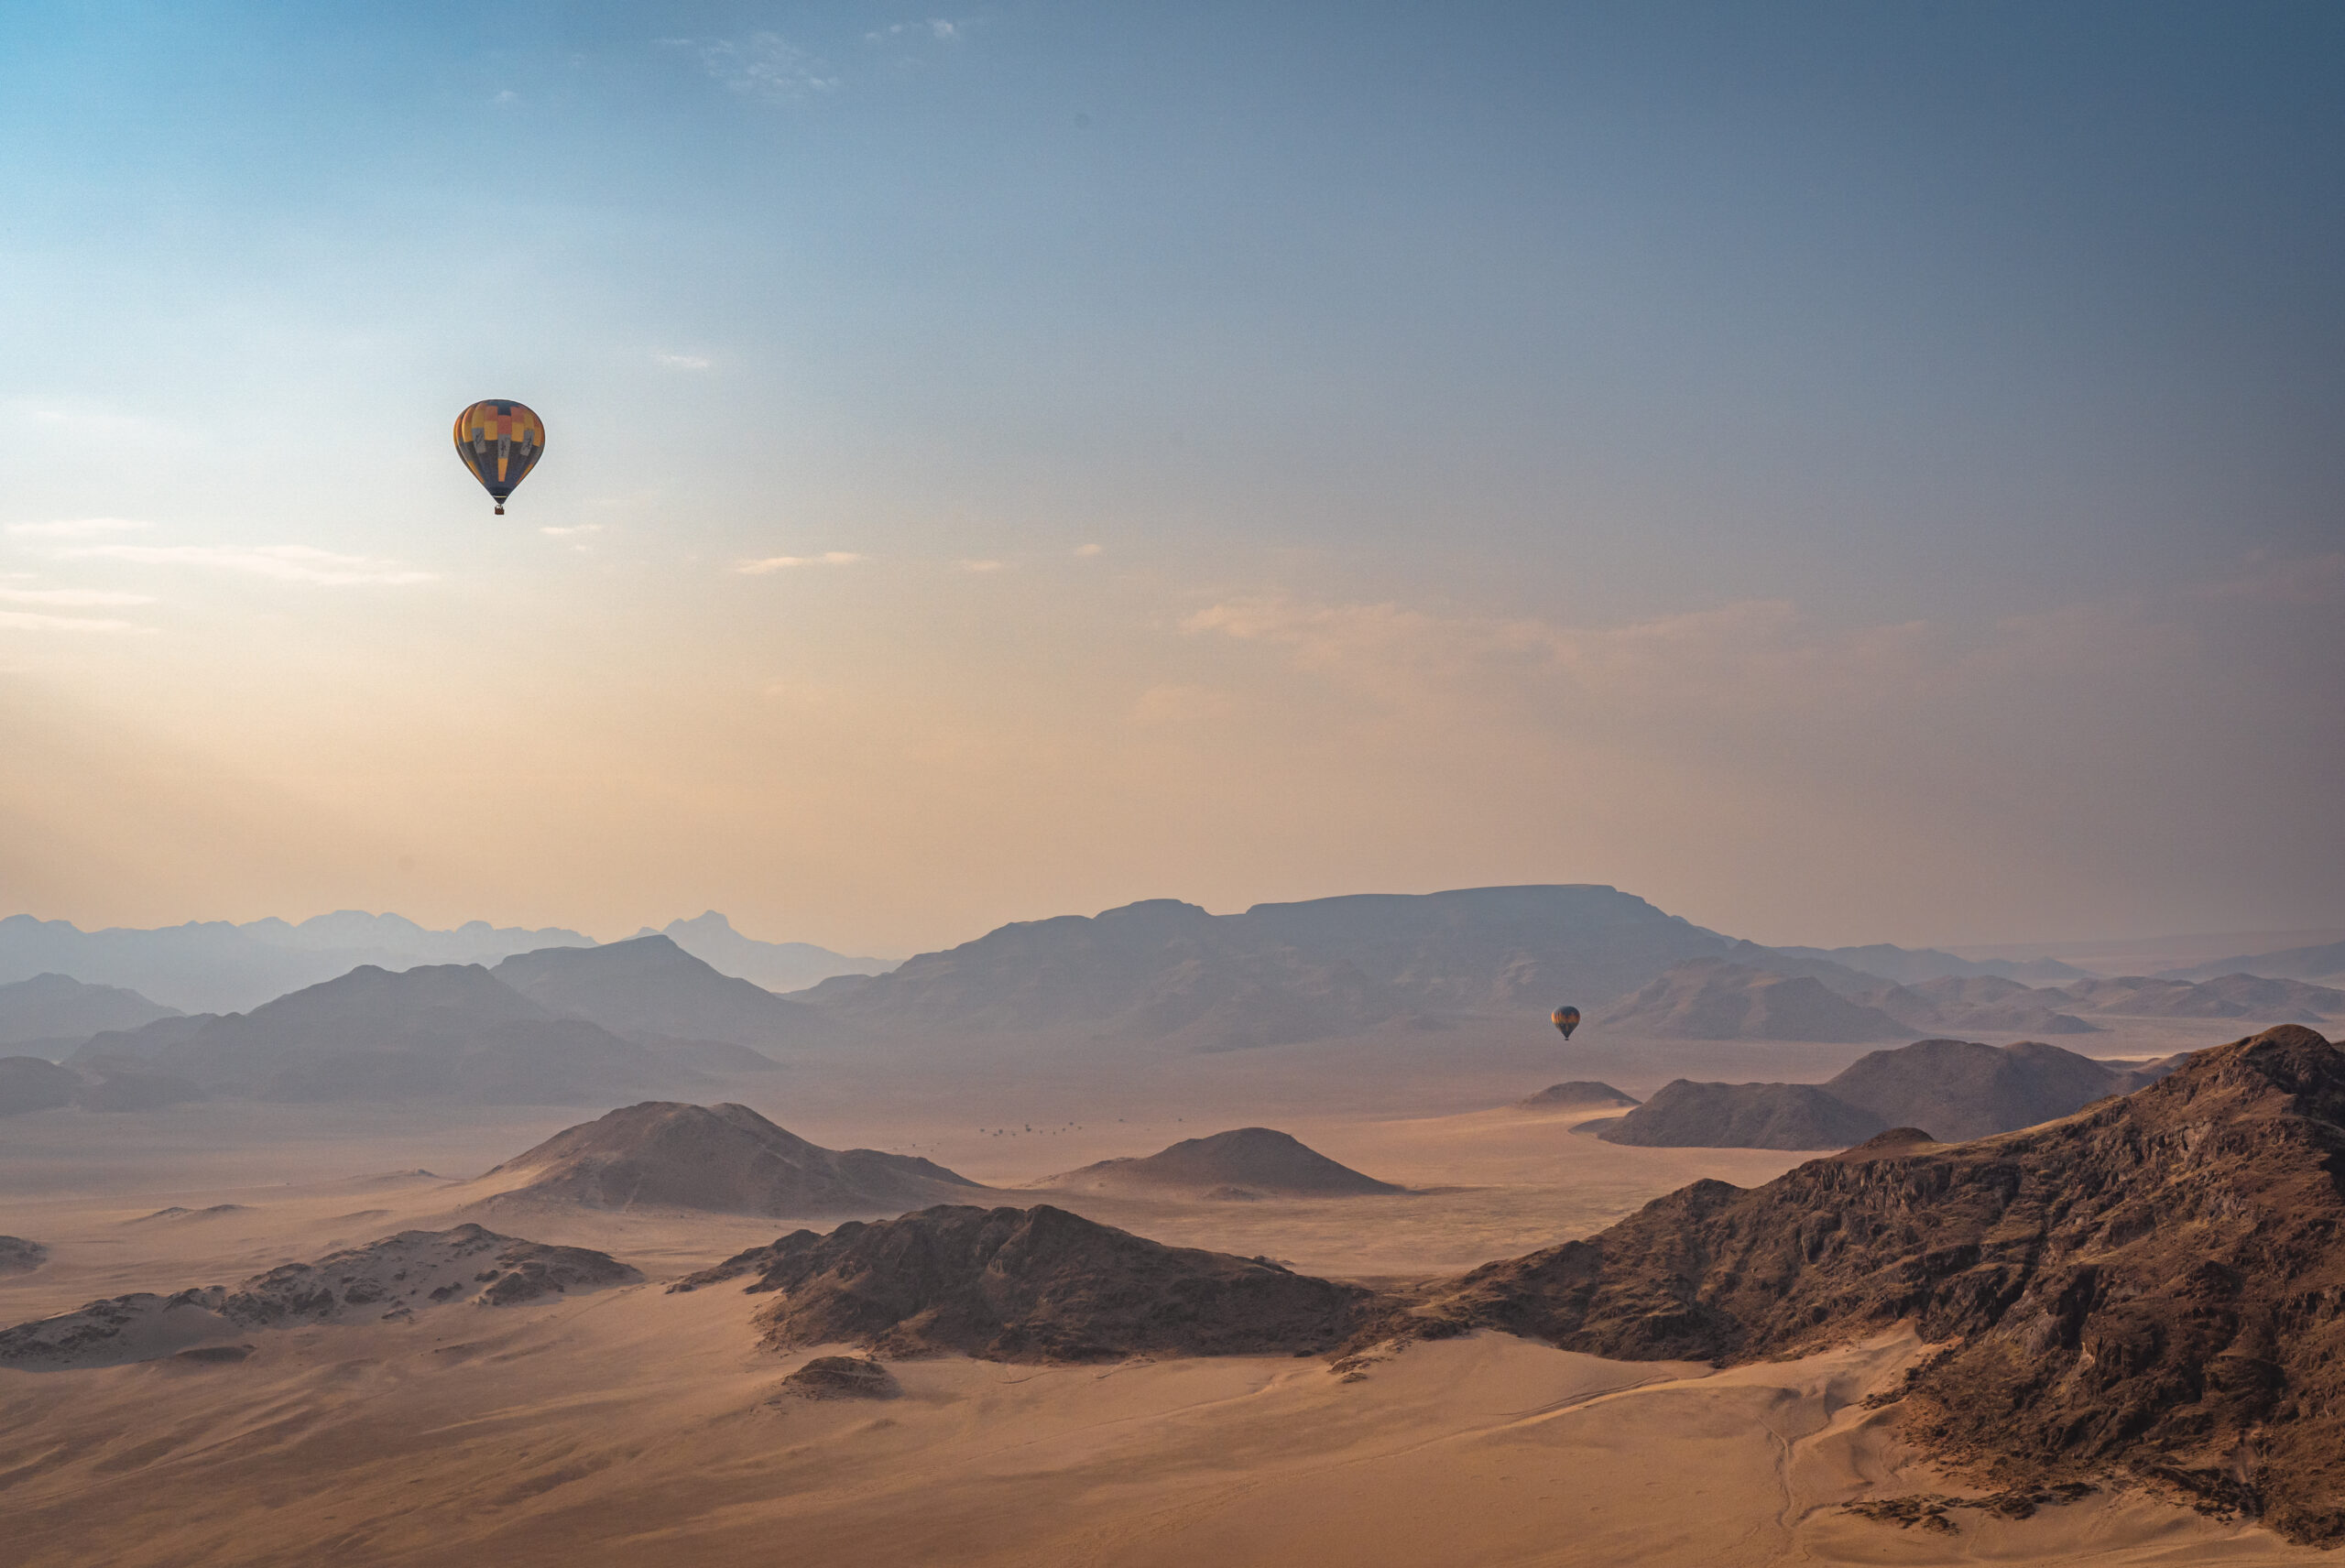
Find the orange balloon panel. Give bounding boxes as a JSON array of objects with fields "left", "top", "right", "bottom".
[{"left": 453, "top": 399, "right": 546, "bottom": 513}]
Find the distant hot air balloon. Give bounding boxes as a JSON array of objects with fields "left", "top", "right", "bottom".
[
  {"left": 1551, "top": 1006, "right": 1581, "bottom": 1040},
  {"left": 453, "top": 399, "right": 545, "bottom": 514}
]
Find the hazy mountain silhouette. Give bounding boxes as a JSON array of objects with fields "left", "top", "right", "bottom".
[
  {"left": 1771, "top": 942, "right": 2086, "bottom": 985},
  {"left": 67, "top": 964, "right": 685, "bottom": 1104},
  {"left": 2174, "top": 939, "right": 2345, "bottom": 985},
  {"left": 1862, "top": 974, "right": 2101, "bottom": 1036},
  {"left": 802, "top": 886, "right": 1775, "bottom": 1048},
  {"left": 481, "top": 1102, "right": 984, "bottom": 1216},
  {"left": 0, "top": 912, "right": 592, "bottom": 1013},
  {"left": 634, "top": 912, "right": 894, "bottom": 992},
  {"left": 1597, "top": 957, "right": 1909, "bottom": 1041},
  {"left": 2055, "top": 973, "right": 2343, "bottom": 1021},
  {"left": 1388, "top": 1027, "right": 2345, "bottom": 1545},
  {"left": 0, "top": 974, "right": 180, "bottom": 1057},
  {"left": 492, "top": 935, "right": 830, "bottom": 1054}
]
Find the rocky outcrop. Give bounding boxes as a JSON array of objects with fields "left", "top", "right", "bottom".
[
  {"left": 675, "top": 1203, "right": 1373, "bottom": 1362},
  {"left": 0, "top": 1225, "right": 637, "bottom": 1369},
  {"left": 482, "top": 1101, "right": 986, "bottom": 1216},
  {"left": 1595, "top": 1080, "right": 1887, "bottom": 1150},
  {"left": 1044, "top": 1127, "right": 1400, "bottom": 1196},
  {"left": 1380, "top": 1027, "right": 2345, "bottom": 1545}
]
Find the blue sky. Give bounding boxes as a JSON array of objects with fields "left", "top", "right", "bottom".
[{"left": 2, "top": 2, "right": 2340, "bottom": 951}]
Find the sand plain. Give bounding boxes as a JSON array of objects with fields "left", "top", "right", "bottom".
[{"left": 0, "top": 1018, "right": 2325, "bottom": 1565}]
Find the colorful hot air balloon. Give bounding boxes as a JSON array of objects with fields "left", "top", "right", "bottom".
[
  {"left": 453, "top": 399, "right": 545, "bottom": 514},
  {"left": 1551, "top": 1006, "right": 1581, "bottom": 1040}
]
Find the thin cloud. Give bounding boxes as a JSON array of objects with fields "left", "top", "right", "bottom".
[
  {"left": 654, "top": 354, "right": 712, "bottom": 370},
  {"left": 867, "top": 18, "right": 965, "bottom": 43},
  {"left": 735, "top": 551, "right": 866, "bottom": 574},
  {"left": 540, "top": 524, "right": 604, "bottom": 538},
  {"left": 672, "top": 33, "right": 841, "bottom": 98},
  {"left": 6, "top": 517, "right": 151, "bottom": 539},
  {"left": 0, "top": 587, "right": 157, "bottom": 606},
  {"left": 65, "top": 543, "right": 433, "bottom": 586},
  {"left": 957, "top": 559, "right": 1006, "bottom": 573},
  {"left": 1074, "top": 543, "right": 1104, "bottom": 558},
  {"left": 0, "top": 609, "right": 153, "bottom": 635}
]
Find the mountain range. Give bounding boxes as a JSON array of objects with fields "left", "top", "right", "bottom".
[{"left": 0, "top": 910, "right": 882, "bottom": 1015}]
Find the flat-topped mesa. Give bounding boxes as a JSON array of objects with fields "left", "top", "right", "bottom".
[
  {"left": 482, "top": 1101, "right": 986, "bottom": 1216},
  {"left": 0, "top": 1224, "right": 638, "bottom": 1371},
  {"left": 675, "top": 1203, "right": 1376, "bottom": 1363},
  {"left": 1377, "top": 1026, "right": 2345, "bottom": 1545},
  {"left": 1042, "top": 1127, "right": 1402, "bottom": 1196}
]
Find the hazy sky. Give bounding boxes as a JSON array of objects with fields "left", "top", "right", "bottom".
[{"left": 3, "top": 2, "right": 2340, "bottom": 954}]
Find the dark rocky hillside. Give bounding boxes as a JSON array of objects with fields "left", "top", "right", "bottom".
[
  {"left": 1596, "top": 1080, "right": 1887, "bottom": 1149},
  {"left": 1383, "top": 1026, "right": 2345, "bottom": 1544},
  {"left": 673, "top": 1203, "right": 1373, "bottom": 1362}
]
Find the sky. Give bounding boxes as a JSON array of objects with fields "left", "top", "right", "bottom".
[{"left": 1, "top": 0, "right": 2340, "bottom": 956}]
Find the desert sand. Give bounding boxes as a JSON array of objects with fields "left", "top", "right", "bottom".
[{"left": 0, "top": 1018, "right": 2327, "bottom": 1565}]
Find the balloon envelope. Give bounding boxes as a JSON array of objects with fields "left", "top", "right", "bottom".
[
  {"left": 453, "top": 400, "right": 545, "bottom": 513},
  {"left": 1551, "top": 1005, "right": 1581, "bottom": 1040}
]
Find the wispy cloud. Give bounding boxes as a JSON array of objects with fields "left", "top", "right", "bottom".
[
  {"left": 0, "top": 609, "right": 153, "bottom": 635},
  {"left": 867, "top": 18, "right": 964, "bottom": 43},
  {"left": 671, "top": 33, "right": 841, "bottom": 99},
  {"left": 0, "top": 587, "right": 157, "bottom": 606},
  {"left": 735, "top": 551, "right": 866, "bottom": 574},
  {"left": 64, "top": 544, "right": 433, "bottom": 586},
  {"left": 1074, "top": 542, "right": 1105, "bottom": 558},
  {"left": 540, "top": 524, "right": 603, "bottom": 538},
  {"left": 654, "top": 353, "right": 712, "bottom": 370},
  {"left": 957, "top": 558, "right": 1005, "bottom": 573},
  {"left": 6, "top": 517, "right": 151, "bottom": 539}
]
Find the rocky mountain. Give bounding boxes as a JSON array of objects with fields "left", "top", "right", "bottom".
[
  {"left": 0, "top": 1225, "right": 638, "bottom": 1370},
  {"left": 1825, "top": 1038, "right": 2136, "bottom": 1142},
  {"left": 479, "top": 1102, "right": 985, "bottom": 1216},
  {"left": 0, "top": 974, "right": 180, "bottom": 1057},
  {"left": 0, "top": 911, "right": 592, "bottom": 1014},
  {"left": 68, "top": 964, "right": 685, "bottom": 1104},
  {"left": 491, "top": 935, "right": 826, "bottom": 1055},
  {"left": 1595, "top": 1081, "right": 1888, "bottom": 1150},
  {"left": 672, "top": 1203, "right": 1373, "bottom": 1362},
  {"left": 635, "top": 912, "right": 893, "bottom": 993},
  {"left": 1595, "top": 1038, "right": 2143, "bottom": 1149},
  {"left": 1596, "top": 958, "right": 1909, "bottom": 1041},
  {"left": 1772, "top": 942, "right": 2085, "bottom": 985},
  {"left": 0, "top": 1236, "right": 47, "bottom": 1274},
  {"left": 799, "top": 886, "right": 1772, "bottom": 1049},
  {"left": 1043, "top": 1127, "right": 1401, "bottom": 1197},
  {"left": 1383, "top": 1026, "right": 2345, "bottom": 1545},
  {"left": 1514, "top": 1082, "right": 1641, "bottom": 1110}
]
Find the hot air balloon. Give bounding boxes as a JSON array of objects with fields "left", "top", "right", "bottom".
[
  {"left": 1551, "top": 1005, "right": 1580, "bottom": 1040},
  {"left": 453, "top": 399, "right": 545, "bottom": 514}
]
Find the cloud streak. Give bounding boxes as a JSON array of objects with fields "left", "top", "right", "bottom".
[
  {"left": 735, "top": 551, "right": 866, "bottom": 574},
  {"left": 0, "top": 609, "right": 152, "bottom": 635},
  {"left": 5, "top": 517, "right": 151, "bottom": 539},
  {"left": 63, "top": 544, "right": 433, "bottom": 585}
]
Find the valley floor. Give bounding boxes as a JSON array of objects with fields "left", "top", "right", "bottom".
[{"left": 0, "top": 1017, "right": 2318, "bottom": 1566}]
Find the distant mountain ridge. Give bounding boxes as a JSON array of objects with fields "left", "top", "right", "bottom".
[
  {"left": 0, "top": 974, "right": 180, "bottom": 1056},
  {"left": 634, "top": 912, "right": 893, "bottom": 994},
  {"left": 0, "top": 909, "right": 876, "bottom": 1017}
]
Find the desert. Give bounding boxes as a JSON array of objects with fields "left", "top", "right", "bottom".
[
  {"left": 11, "top": 8, "right": 2342, "bottom": 1563},
  {"left": 5, "top": 890, "right": 2345, "bottom": 1566}
]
